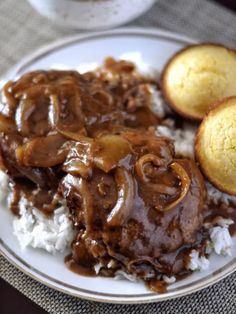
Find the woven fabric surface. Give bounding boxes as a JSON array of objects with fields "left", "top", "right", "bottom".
[{"left": 0, "top": 0, "right": 236, "bottom": 313}]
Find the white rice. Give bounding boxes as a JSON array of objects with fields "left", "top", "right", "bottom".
[
  {"left": 13, "top": 198, "right": 74, "bottom": 254},
  {"left": 206, "top": 182, "right": 236, "bottom": 205},
  {"left": 156, "top": 123, "right": 196, "bottom": 158},
  {"left": 187, "top": 226, "right": 232, "bottom": 272},
  {"left": 187, "top": 218, "right": 233, "bottom": 271},
  {"left": 148, "top": 85, "right": 169, "bottom": 119},
  {"left": 94, "top": 263, "right": 102, "bottom": 275},
  {"left": 209, "top": 226, "right": 233, "bottom": 256},
  {"left": 0, "top": 171, "right": 74, "bottom": 254},
  {"left": 162, "top": 275, "right": 176, "bottom": 284},
  {"left": 205, "top": 218, "right": 234, "bottom": 256},
  {"left": 187, "top": 250, "right": 210, "bottom": 271}
]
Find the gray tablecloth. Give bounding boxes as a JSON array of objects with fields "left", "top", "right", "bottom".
[{"left": 0, "top": 0, "right": 236, "bottom": 313}]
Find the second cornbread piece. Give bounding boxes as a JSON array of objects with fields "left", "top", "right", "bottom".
[
  {"left": 195, "top": 96, "right": 236, "bottom": 195},
  {"left": 162, "top": 44, "right": 236, "bottom": 120}
]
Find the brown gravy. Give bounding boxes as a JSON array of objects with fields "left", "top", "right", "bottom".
[
  {"left": 65, "top": 255, "right": 96, "bottom": 277},
  {"left": 0, "top": 58, "right": 235, "bottom": 292}
]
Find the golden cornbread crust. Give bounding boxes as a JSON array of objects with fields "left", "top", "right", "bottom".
[
  {"left": 195, "top": 96, "right": 236, "bottom": 195},
  {"left": 161, "top": 43, "right": 236, "bottom": 121}
]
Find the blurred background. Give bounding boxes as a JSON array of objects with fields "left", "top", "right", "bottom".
[{"left": 0, "top": 0, "right": 236, "bottom": 77}]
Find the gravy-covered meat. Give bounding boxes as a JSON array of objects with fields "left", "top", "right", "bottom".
[
  {"left": 62, "top": 130, "right": 206, "bottom": 280},
  {"left": 0, "top": 60, "right": 160, "bottom": 187},
  {"left": 0, "top": 59, "right": 211, "bottom": 290}
]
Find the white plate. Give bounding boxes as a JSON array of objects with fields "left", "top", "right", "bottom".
[{"left": 0, "top": 27, "right": 235, "bottom": 304}]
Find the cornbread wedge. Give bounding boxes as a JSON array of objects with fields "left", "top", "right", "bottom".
[
  {"left": 195, "top": 96, "right": 236, "bottom": 194},
  {"left": 161, "top": 44, "right": 236, "bottom": 120}
]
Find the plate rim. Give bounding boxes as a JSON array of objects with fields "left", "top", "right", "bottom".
[
  {"left": 0, "top": 26, "right": 235, "bottom": 304},
  {"left": 4, "top": 26, "right": 196, "bottom": 79}
]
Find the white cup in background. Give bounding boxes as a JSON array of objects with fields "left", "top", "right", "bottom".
[{"left": 27, "top": 0, "right": 157, "bottom": 30}]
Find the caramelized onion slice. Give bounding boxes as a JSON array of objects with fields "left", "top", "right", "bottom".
[
  {"left": 49, "top": 85, "right": 85, "bottom": 134},
  {"left": 93, "top": 135, "right": 132, "bottom": 173},
  {"left": 135, "top": 154, "right": 165, "bottom": 182},
  {"left": 63, "top": 139, "right": 94, "bottom": 179},
  {"left": 62, "top": 174, "right": 93, "bottom": 231},
  {"left": 16, "top": 134, "right": 69, "bottom": 167},
  {"left": 58, "top": 129, "right": 89, "bottom": 142},
  {"left": 90, "top": 89, "right": 114, "bottom": 112},
  {"left": 163, "top": 162, "right": 191, "bottom": 211},
  {"left": 107, "top": 167, "right": 135, "bottom": 227},
  {"left": 15, "top": 86, "right": 51, "bottom": 136},
  {"left": 0, "top": 81, "right": 17, "bottom": 117},
  {"left": 135, "top": 154, "right": 176, "bottom": 196},
  {"left": 63, "top": 159, "right": 91, "bottom": 179}
]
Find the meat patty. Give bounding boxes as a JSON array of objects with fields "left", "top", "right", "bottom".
[
  {"left": 0, "top": 61, "right": 207, "bottom": 286},
  {"left": 61, "top": 130, "right": 206, "bottom": 279}
]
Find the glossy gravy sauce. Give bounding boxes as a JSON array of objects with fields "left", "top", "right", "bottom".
[{"left": 0, "top": 59, "right": 235, "bottom": 293}]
